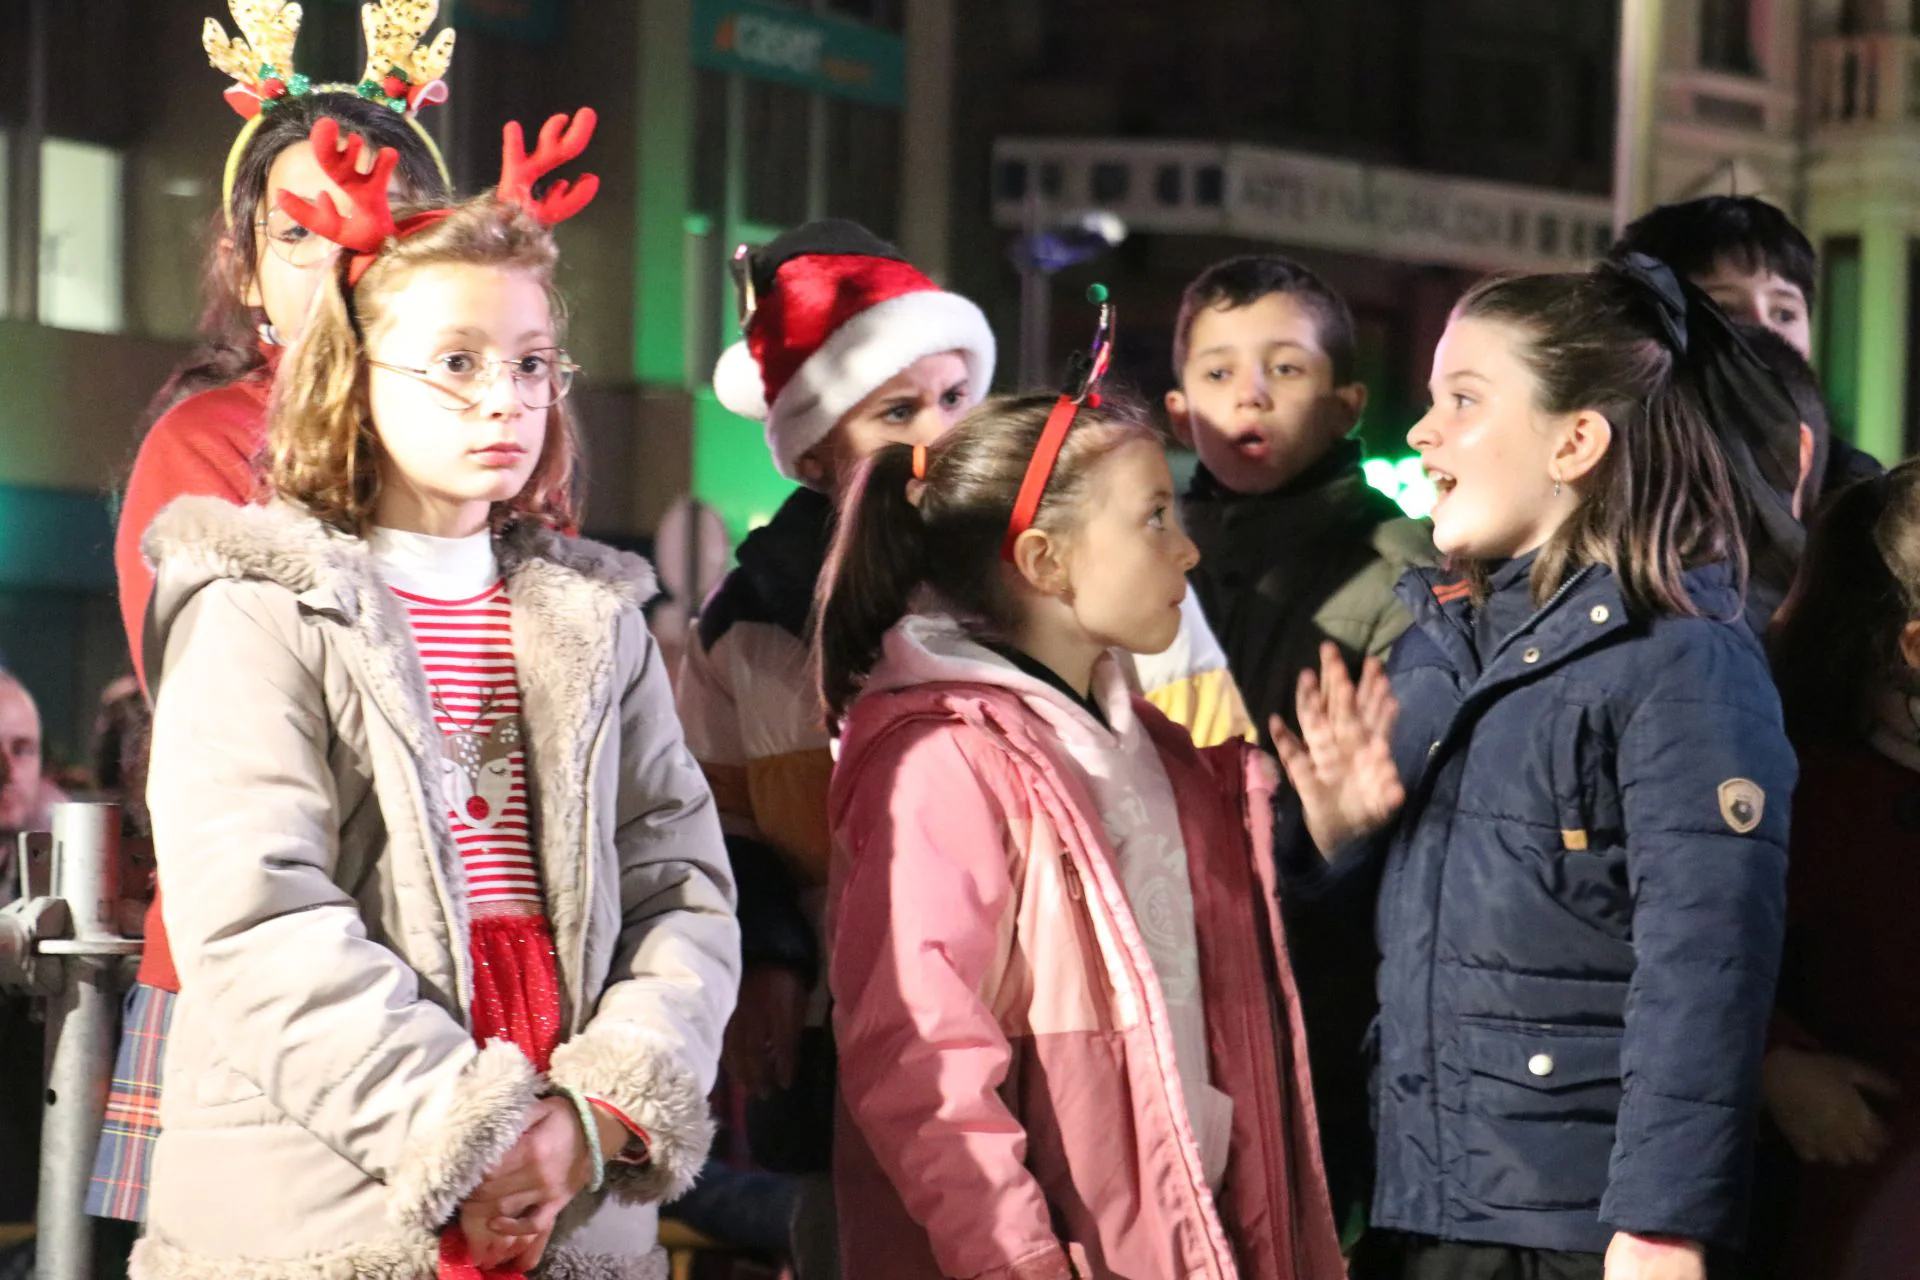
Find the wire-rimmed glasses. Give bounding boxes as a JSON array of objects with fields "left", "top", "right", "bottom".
[
  {"left": 253, "top": 208, "right": 341, "bottom": 268},
  {"left": 367, "top": 348, "right": 581, "bottom": 412}
]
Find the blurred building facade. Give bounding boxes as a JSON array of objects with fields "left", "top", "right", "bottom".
[
  {"left": 9, "top": 0, "right": 1920, "bottom": 761},
  {"left": 950, "top": 0, "right": 1919, "bottom": 486},
  {"left": 0, "top": 0, "right": 950, "bottom": 763}
]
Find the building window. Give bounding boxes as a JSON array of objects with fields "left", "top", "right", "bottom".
[
  {"left": 1907, "top": 241, "right": 1920, "bottom": 455},
  {"left": 1155, "top": 164, "right": 1183, "bottom": 206},
  {"left": 39, "top": 137, "right": 123, "bottom": 334},
  {"left": 997, "top": 159, "right": 1029, "bottom": 202},
  {"left": 1454, "top": 55, "right": 1550, "bottom": 148},
  {"left": 1195, "top": 165, "right": 1224, "bottom": 207},
  {"left": 1091, "top": 162, "right": 1129, "bottom": 203},
  {"left": 824, "top": 0, "right": 903, "bottom": 31},
  {"left": 0, "top": 131, "right": 9, "bottom": 311},
  {"left": 1699, "top": 0, "right": 1758, "bottom": 75},
  {"left": 826, "top": 98, "right": 900, "bottom": 241},
  {"left": 692, "top": 70, "right": 729, "bottom": 218},
  {"left": 1820, "top": 236, "right": 1863, "bottom": 445},
  {"left": 743, "top": 79, "right": 812, "bottom": 228},
  {"left": 1039, "top": 162, "right": 1064, "bottom": 199},
  {"left": 1536, "top": 215, "right": 1561, "bottom": 256}
]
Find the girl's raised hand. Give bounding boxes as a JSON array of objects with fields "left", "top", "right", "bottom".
[{"left": 1270, "top": 643, "right": 1405, "bottom": 853}]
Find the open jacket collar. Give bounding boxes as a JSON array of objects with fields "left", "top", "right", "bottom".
[{"left": 143, "top": 497, "right": 659, "bottom": 1019}]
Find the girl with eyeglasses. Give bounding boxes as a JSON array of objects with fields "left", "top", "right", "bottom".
[
  {"left": 130, "top": 117, "right": 737, "bottom": 1279},
  {"left": 91, "top": 8, "right": 456, "bottom": 1228}
]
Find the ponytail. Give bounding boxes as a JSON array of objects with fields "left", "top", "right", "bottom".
[
  {"left": 813, "top": 392, "right": 1161, "bottom": 731},
  {"left": 816, "top": 443, "right": 931, "bottom": 728}
]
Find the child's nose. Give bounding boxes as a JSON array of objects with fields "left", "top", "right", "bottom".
[
  {"left": 1407, "top": 407, "right": 1441, "bottom": 452},
  {"left": 1175, "top": 529, "right": 1200, "bottom": 573}
]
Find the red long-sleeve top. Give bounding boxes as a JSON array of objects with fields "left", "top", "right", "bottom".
[{"left": 116, "top": 372, "right": 271, "bottom": 991}]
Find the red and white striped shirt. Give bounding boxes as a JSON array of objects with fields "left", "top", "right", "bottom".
[
  {"left": 390, "top": 580, "right": 543, "bottom": 916},
  {"left": 369, "top": 524, "right": 544, "bottom": 918}
]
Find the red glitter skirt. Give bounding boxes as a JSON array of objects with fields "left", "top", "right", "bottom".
[{"left": 440, "top": 912, "right": 564, "bottom": 1279}]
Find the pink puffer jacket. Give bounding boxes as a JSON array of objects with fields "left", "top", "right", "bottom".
[{"left": 826, "top": 619, "right": 1342, "bottom": 1280}]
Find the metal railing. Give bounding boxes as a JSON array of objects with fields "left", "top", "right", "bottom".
[{"left": 0, "top": 804, "right": 143, "bottom": 1280}]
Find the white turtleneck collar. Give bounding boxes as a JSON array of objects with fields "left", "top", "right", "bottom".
[{"left": 368, "top": 526, "right": 500, "bottom": 601}]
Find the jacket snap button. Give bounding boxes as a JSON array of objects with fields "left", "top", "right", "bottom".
[
  {"left": 1590, "top": 605, "right": 1610, "bottom": 624},
  {"left": 1522, "top": 647, "right": 1541, "bottom": 664},
  {"left": 1428, "top": 741, "right": 1440, "bottom": 759},
  {"left": 1528, "top": 1053, "right": 1555, "bottom": 1077}
]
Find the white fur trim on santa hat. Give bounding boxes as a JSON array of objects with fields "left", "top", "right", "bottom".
[
  {"left": 712, "top": 340, "right": 769, "bottom": 420},
  {"left": 764, "top": 289, "right": 997, "bottom": 481}
]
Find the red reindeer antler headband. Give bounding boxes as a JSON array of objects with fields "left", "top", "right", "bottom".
[
  {"left": 1001, "top": 284, "right": 1117, "bottom": 562},
  {"left": 276, "top": 107, "right": 600, "bottom": 286}
]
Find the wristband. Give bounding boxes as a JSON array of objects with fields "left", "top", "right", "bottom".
[
  {"left": 584, "top": 1094, "right": 653, "bottom": 1167},
  {"left": 553, "top": 1085, "right": 605, "bottom": 1195}
]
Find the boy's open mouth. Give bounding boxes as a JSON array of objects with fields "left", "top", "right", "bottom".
[{"left": 1230, "top": 428, "right": 1272, "bottom": 461}]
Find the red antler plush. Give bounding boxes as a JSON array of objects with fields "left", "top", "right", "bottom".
[
  {"left": 274, "top": 117, "right": 400, "bottom": 255},
  {"left": 499, "top": 109, "right": 600, "bottom": 225}
]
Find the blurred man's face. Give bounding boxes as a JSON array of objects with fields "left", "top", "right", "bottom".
[
  {"left": 0, "top": 682, "right": 45, "bottom": 832},
  {"left": 1693, "top": 258, "right": 1812, "bottom": 359}
]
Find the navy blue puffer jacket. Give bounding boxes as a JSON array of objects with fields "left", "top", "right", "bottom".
[{"left": 1358, "top": 560, "right": 1793, "bottom": 1254}]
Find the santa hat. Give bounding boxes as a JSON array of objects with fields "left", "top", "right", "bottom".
[{"left": 713, "top": 220, "right": 996, "bottom": 482}]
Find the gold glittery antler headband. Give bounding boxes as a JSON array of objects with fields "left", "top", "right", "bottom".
[{"left": 204, "top": 0, "right": 454, "bottom": 224}]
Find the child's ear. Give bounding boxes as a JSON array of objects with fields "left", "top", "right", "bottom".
[
  {"left": 1164, "top": 389, "right": 1195, "bottom": 450},
  {"left": 1332, "top": 382, "right": 1369, "bottom": 435},
  {"left": 796, "top": 443, "right": 833, "bottom": 491},
  {"left": 1900, "top": 619, "right": 1920, "bottom": 670},
  {"left": 1793, "top": 422, "right": 1815, "bottom": 521},
  {"left": 1009, "top": 526, "right": 1070, "bottom": 598},
  {"left": 1554, "top": 408, "right": 1613, "bottom": 484}
]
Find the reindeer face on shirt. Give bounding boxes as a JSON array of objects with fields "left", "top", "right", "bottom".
[{"left": 438, "top": 715, "right": 523, "bottom": 829}]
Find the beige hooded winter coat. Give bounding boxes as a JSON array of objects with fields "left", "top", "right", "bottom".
[{"left": 131, "top": 498, "right": 740, "bottom": 1280}]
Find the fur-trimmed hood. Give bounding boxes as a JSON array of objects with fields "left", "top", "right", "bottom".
[{"left": 134, "top": 497, "right": 737, "bottom": 1280}]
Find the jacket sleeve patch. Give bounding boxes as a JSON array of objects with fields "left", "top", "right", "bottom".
[{"left": 1717, "top": 778, "right": 1765, "bottom": 834}]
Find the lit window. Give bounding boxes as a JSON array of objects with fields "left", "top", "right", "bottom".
[
  {"left": 40, "top": 138, "right": 124, "bottom": 334},
  {"left": 0, "top": 132, "right": 10, "bottom": 310}
]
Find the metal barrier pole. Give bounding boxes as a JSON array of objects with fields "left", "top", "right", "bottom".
[{"left": 32, "top": 804, "right": 140, "bottom": 1280}]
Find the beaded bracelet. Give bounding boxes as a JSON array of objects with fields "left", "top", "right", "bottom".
[{"left": 553, "top": 1085, "right": 606, "bottom": 1195}]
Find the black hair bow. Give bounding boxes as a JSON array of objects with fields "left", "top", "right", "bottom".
[
  {"left": 1608, "top": 253, "right": 1692, "bottom": 355},
  {"left": 1602, "top": 250, "right": 1807, "bottom": 619}
]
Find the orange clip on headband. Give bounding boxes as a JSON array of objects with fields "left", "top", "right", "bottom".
[{"left": 1001, "top": 284, "right": 1116, "bottom": 562}]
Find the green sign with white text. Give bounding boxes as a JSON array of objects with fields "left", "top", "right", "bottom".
[{"left": 691, "top": 0, "right": 905, "bottom": 108}]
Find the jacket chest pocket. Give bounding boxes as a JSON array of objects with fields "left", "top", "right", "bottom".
[
  {"left": 1547, "top": 703, "right": 1620, "bottom": 852},
  {"left": 1456, "top": 1018, "right": 1623, "bottom": 1212}
]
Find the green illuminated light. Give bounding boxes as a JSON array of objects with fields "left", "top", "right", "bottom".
[{"left": 1363, "top": 455, "right": 1437, "bottom": 519}]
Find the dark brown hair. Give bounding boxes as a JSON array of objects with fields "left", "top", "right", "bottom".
[
  {"left": 1735, "top": 321, "right": 1831, "bottom": 514},
  {"left": 1770, "top": 462, "right": 1920, "bottom": 744},
  {"left": 815, "top": 392, "right": 1161, "bottom": 728},
  {"left": 1610, "top": 195, "right": 1817, "bottom": 309},
  {"left": 1452, "top": 270, "right": 1748, "bottom": 617},
  {"left": 267, "top": 197, "right": 578, "bottom": 536},
  {"left": 1172, "top": 254, "right": 1357, "bottom": 383},
  {"left": 152, "top": 94, "right": 452, "bottom": 414}
]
